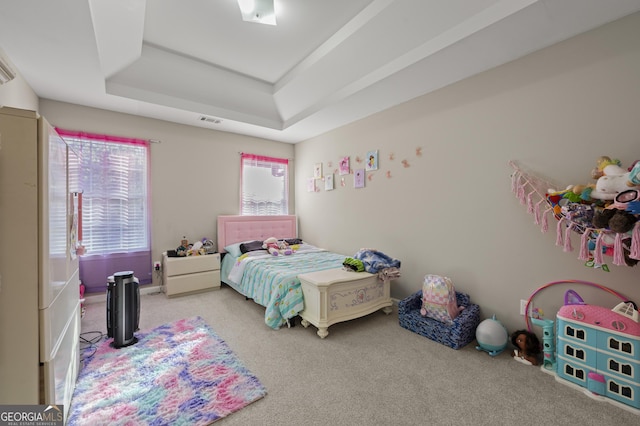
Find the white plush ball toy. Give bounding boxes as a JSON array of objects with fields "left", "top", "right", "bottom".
[{"left": 475, "top": 315, "right": 508, "bottom": 356}]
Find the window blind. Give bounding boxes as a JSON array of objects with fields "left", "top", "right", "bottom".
[
  {"left": 241, "top": 153, "right": 289, "bottom": 215},
  {"left": 57, "top": 129, "right": 150, "bottom": 255}
]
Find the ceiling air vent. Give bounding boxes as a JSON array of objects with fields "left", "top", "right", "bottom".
[{"left": 198, "top": 116, "right": 222, "bottom": 124}]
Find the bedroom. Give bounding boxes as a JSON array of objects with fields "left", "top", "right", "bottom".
[{"left": 1, "top": 1, "right": 640, "bottom": 423}]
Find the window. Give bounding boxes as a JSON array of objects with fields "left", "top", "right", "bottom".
[
  {"left": 241, "top": 153, "right": 288, "bottom": 215},
  {"left": 565, "top": 364, "right": 585, "bottom": 381},
  {"left": 609, "top": 381, "right": 632, "bottom": 399},
  {"left": 609, "top": 359, "right": 634, "bottom": 377},
  {"left": 58, "top": 129, "right": 151, "bottom": 291},
  {"left": 609, "top": 337, "right": 634, "bottom": 355},
  {"left": 565, "top": 345, "right": 585, "bottom": 361}
]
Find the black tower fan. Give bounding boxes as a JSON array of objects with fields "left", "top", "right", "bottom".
[{"left": 106, "top": 270, "right": 140, "bottom": 348}]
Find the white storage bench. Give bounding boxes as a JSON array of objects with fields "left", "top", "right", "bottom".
[{"left": 298, "top": 268, "right": 393, "bottom": 338}]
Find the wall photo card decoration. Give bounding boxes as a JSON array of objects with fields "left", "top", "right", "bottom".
[
  {"left": 366, "top": 150, "right": 378, "bottom": 171},
  {"left": 314, "top": 163, "right": 323, "bottom": 179},
  {"left": 354, "top": 169, "right": 365, "bottom": 188},
  {"left": 339, "top": 156, "right": 350, "bottom": 175},
  {"left": 307, "top": 177, "right": 316, "bottom": 192},
  {"left": 325, "top": 173, "right": 334, "bottom": 191}
]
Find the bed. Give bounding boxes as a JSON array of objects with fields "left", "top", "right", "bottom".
[{"left": 217, "top": 215, "right": 393, "bottom": 338}]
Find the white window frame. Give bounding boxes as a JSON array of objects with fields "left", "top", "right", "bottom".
[{"left": 240, "top": 153, "right": 289, "bottom": 215}]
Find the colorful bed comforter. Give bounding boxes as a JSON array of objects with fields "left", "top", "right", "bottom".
[{"left": 229, "top": 248, "right": 345, "bottom": 329}]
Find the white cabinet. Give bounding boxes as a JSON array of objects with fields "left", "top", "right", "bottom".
[
  {"left": 162, "top": 252, "right": 220, "bottom": 297},
  {"left": 0, "top": 107, "right": 80, "bottom": 416}
]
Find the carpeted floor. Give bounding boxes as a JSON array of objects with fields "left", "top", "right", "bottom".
[
  {"left": 79, "top": 286, "right": 640, "bottom": 426},
  {"left": 69, "top": 316, "right": 266, "bottom": 425}
]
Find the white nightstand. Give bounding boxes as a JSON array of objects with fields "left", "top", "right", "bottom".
[{"left": 162, "top": 252, "right": 221, "bottom": 297}]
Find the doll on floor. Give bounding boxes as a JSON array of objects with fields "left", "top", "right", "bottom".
[{"left": 510, "top": 329, "right": 541, "bottom": 366}]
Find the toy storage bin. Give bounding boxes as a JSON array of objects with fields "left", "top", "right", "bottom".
[{"left": 398, "top": 290, "right": 481, "bottom": 349}]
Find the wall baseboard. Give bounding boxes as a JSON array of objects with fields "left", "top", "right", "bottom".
[{"left": 84, "top": 285, "right": 162, "bottom": 305}]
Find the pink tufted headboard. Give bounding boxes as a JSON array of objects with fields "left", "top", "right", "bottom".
[{"left": 217, "top": 215, "right": 298, "bottom": 253}]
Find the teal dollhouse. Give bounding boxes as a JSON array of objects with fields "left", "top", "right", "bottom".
[{"left": 556, "top": 301, "right": 640, "bottom": 412}]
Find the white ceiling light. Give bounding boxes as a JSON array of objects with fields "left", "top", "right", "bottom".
[{"left": 237, "top": 0, "right": 276, "bottom": 25}]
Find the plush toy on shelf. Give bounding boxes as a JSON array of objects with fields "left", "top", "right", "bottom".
[
  {"left": 592, "top": 208, "right": 638, "bottom": 234},
  {"left": 590, "top": 156, "right": 640, "bottom": 201},
  {"left": 627, "top": 160, "right": 640, "bottom": 187},
  {"left": 511, "top": 158, "right": 640, "bottom": 268}
]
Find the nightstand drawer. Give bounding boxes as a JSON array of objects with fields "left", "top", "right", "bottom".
[
  {"left": 164, "top": 270, "right": 221, "bottom": 297},
  {"left": 163, "top": 253, "right": 220, "bottom": 276},
  {"left": 162, "top": 252, "right": 221, "bottom": 297}
]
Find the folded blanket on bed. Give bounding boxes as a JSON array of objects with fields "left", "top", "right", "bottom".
[{"left": 354, "top": 249, "right": 401, "bottom": 274}]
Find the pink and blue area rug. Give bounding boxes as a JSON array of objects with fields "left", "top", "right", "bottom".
[{"left": 68, "top": 317, "right": 266, "bottom": 425}]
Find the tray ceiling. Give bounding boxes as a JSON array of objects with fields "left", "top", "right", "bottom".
[{"left": 1, "top": 0, "right": 639, "bottom": 143}]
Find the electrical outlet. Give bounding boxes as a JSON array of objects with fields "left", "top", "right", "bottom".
[
  {"left": 154, "top": 261, "right": 161, "bottom": 271},
  {"left": 520, "top": 299, "right": 528, "bottom": 316}
]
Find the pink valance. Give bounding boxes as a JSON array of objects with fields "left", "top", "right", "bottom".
[
  {"left": 56, "top": 128, "right": 149, "bottom": 147},
  {"left": 241, "top": 153, "right": 288, "bottom": 164}
]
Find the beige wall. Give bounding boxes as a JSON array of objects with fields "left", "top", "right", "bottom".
[
  {"left": 295, "top": 12, "right": 640, "bottom": 332},
  {"left": 3, "top": 13, "right": 639, "bottom": 333},
  {"left": 38, "top": 100, "right": 295, "bottom": 285}
]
